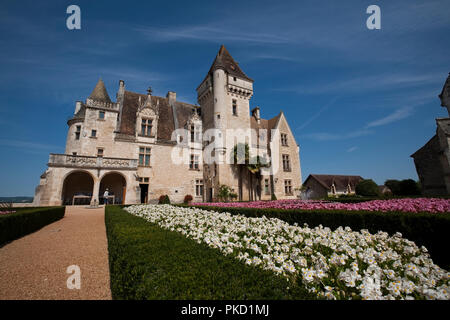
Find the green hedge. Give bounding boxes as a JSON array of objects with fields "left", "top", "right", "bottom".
[
  {"left": 0, "top": 206, "right": 65, "bottom": 246},
  {"left": 188, "top": 205, "right": 450, "bottom": 270},
  {"left": 105, "top": 206, "right": 316, "bottom": 300}
]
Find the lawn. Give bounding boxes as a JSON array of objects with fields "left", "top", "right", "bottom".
[{"left": 105, "top": 205, "right": 315, "bottom": 299}]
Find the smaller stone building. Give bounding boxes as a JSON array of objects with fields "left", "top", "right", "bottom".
[
  {"left": 302, "top": 174, "right": 363, "bottom": 199},
  {"left": 411, "top": 73, "right": 450, "bottom": 196}
]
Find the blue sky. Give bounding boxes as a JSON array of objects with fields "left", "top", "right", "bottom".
[{"left": 0, "top": 0, "right": 449, "bottom": 196}]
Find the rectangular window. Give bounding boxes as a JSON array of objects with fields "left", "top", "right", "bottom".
[
  {"left": 284, "top": 180, "right": 292, "bottom": 195},
  {"left": 190, "top": 125, "right": 195, "bottom": 142},
  {"left": 99, "top": 111, "right": 105, "bottom": 119},
  {"left": 75, "top": 126, "right": 81, "bottom": 140},
  {"left": 139, "top": 147, "right": 151, "bottom": 166},
  {"left": 144, "top": 177, "right": 149, "bottom": 183},
  {"left": 195, "top": 179, "right": 204, "bottom": 197},
  {"left": 232, "top": 99, "right": 237, "bottom": 116},
  {"left": 97, "top": 148, "right": 104, "bottom": 157},
  {"left": 281, "top": 133, "right": 288, "bottom": 146},
  {"left": 91, "top": 130, "right": 97, "bottom": 137},
  {"left": 72, "top": 152, "right": 77, "bottom": 156},
  {"left": 141, "top": 119, "right": 153, "bottom": 136},
  {"left": 190, "top": 153, "right": 199, "bottom": 170},
  {"left": 264, "top": 179, "right": 270, "bottom": 195},
  {"left": 282, "top": 154, "right": 291, "bottom": 171}
]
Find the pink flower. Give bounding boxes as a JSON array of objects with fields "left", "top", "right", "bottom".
[{"left": 192, "top": 198, "right": 450, "bottom": 214}]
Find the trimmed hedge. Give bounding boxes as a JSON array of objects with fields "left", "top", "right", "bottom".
[
  {"left": 0, "top": 206, "right": 65, "bottom": 246},
  {"left": 187, "top": 205, "right": 450, "bottom": 270},
  {"left": 105, "top": 206, "right": 316, "bottom": 299}
]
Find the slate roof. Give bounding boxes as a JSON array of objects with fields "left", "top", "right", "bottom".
[
  {"left": 250, "top": 113, "right": 281, "bottom": 145},
  {"left": 207, "top": 45, "right": 253, "bottom": 82},
  {"left": 411, "top": 134, "right": 439, "bottom": 158},
  {"left": 439, "top": 72, "right": 450, "bottom": 106},
  {"left": 119, "top": 90, "right": 198, "bottom": 141},
  {"left": 304, "top": 174, "right": 364, "bottom": 192},
  {"left": 67, "top": 103, "right": 86, "bottom": 124},
  {"left": 89, "top": 79, "right": 112, "bottom": 103}
]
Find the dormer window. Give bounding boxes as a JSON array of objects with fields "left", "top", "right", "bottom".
[
  {"left": 281, "top": 133, "right": 288, "bottom": 146},
  {"left": 141, "top": 118, "right": 153, "bottom": 136}
]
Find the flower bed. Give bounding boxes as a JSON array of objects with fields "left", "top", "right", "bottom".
[
  {"left": 125, "top": 204, "right": 449, "bottom": 300},
  {"left": 0, "top": 211, "right": 16, "bottom": 215},
  {"left": 193, "top": 198, "right": 450, "bottom": 214}
]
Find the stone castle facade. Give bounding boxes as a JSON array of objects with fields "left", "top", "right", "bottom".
[
  {"left": 33, "top": 46, "right": 302, "bottom": 206},
  {"left": 411, "top": 73, "right": 450, "bottom": 196}
]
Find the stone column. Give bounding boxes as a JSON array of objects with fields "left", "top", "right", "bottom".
[{"left": 91, "top": 178, "right": 100, "bottom": 206}]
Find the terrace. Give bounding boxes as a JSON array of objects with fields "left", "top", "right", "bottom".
[{"left": 48, "top": 154, "right": 138, "bottom": 170}]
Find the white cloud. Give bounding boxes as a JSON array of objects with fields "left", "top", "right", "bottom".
[
  {"left": 365, "top": 106, "right": 414, "bottom": 128},
  {"left": 347, "top": 146, "right": 358, "bottom": 153},
  {"left": 301, "top": 129, "right": 373, "bottom": 141}
]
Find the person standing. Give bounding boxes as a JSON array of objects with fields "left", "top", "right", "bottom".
[{"left": 103, "top": 188, "right": 109, "bottom": 205}]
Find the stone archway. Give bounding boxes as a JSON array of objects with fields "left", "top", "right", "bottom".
[
  {"left": 99, "top": 172, "right": 127, "bottom": 205},
  {"left": 61, "top": 171, "right": 94, "bottom": 205}
]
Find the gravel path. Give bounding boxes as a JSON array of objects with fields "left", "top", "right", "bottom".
[{"left": 0, "top": 206, "right": 112, "bottom": 300}]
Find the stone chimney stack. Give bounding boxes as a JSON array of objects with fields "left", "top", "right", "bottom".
[
  {"left": 252, "top": 107, "right": 261, "bottom": 123},
  {"left": 118, "top": 80, "right": 125, "bottom": 97},
  {"left": 74, "top": 101, "right": 82, "bottom": 114},
  {"left": 167, "top": 91, "right": 176, "bottom": 104}
]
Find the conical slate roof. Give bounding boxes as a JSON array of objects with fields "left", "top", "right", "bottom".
[
  {"left": 88, "top": 78, "right": 112, "bottom": 102},
  {"left": 208, "top": 45, "right": 253, "bottom": 82}
]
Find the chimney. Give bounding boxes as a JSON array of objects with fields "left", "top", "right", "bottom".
[
  {"left": 167, "top": 91, "right": 176, "bottom": 104},
  {"left": 74, "top": 101, "right": 82, "bottom": 114},
  {"left": 252, "top": 107, "right": 260, "bottom": 123},
  {"left": 117, "top": 80, "right": 125, "bottom": 101}
]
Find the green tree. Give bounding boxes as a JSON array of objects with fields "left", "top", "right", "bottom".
[
  {"left": 232, "top": 143, "right": 269, "bottom": 201},
  {"left": 384, "top": 179, "right": 401, "bottom": 195},
  {"left": 398, "top": 179, "right": 421, "bottom": 196},
  {"left": 355, "top": 179, "right": 380, "bottom": 197},
  {"left": 218, "top": 185, "right": 233, "bottom": 202}
]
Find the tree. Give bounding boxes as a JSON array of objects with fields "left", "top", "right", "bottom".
[
  {"left": 217, "top": 185, "right": 233, "bottom": 202},
  {"left": 355, "top": 179, "right": 380, "bottom": 197},
  {"left": 398, "top": 179, "right": 421, "bottom": 196},
  {"left": 232, "top": 143, "right": 269, "bottom": 201},
  {"left": 384, "top": 179, "right": 401, "bottom": 195}
]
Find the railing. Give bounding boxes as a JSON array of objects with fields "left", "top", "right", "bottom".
[
  {"left": 48, "top": 154, "right": 138, "bottom": 170},
  {"left": 0, "top": 201, "right": 13, "bottom": 212}
]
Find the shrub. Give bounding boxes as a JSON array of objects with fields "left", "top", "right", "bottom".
[
  {"left": 385, "top": 179, "right": 401, "bottom": 195},
  {"left": 188, "top": 205, "right": 450, "bottom": 270},
  {"left": 385, "top": 179, "right": 422, "bottom": 196},
  {"left": 158, "top": 195, "right": 170, "bottom": 204},
  {"left": 218, "top": 185, "right": 233, "bottom": 202},
  {"left": 271, "top": 193, "right": 277, "bottom": 201},
  {"left": 0, "top": 206, "right": 65, "bottom": 246},
  {"left": 399, "top": 179, "right": 421, "bottom": 196},
  {"left": 105, "top": 206, "right": 314, "bottom": 299},
  {"left": 355, "top": 179, "right": 380, "bottom": 197},
  {"left": 183, "top": 194, "right": 193, "bottom": 204}
]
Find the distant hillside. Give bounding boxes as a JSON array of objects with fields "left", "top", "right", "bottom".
[{"left": 0, "top": 197, "right": 33, "bottom": 203}]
